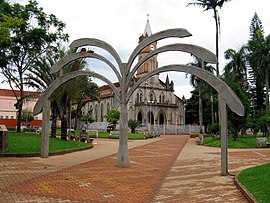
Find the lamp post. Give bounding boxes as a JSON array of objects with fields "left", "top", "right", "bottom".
[
  {"left": 148, "top": 100, "right": 154, "bottom": 134},
  {"left": 145, "top": 82, "right": 148, "bottom": 125}
]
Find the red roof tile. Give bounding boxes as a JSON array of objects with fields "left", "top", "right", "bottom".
[
  {"left": 0, "top": 89, "right": 41, "bottom": 97},
  {"left": 99, "top": 82, "right": 120, "bottom": 91}
]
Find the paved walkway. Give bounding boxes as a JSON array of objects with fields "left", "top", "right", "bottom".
[{"left": 0, "top": 135, "right": 270, "bottom": 203}]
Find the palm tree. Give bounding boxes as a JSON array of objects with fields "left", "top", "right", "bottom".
[
  {"left": 28, "top": 48, "right": 95, "bottom": 139},
  {"left": 27, "top": 54, "right": 60, "bottom": 137},
  {"left": 187, "top": 0, "right": 231, "bottom": 76},
  {"left": 72, "top": 77, "right": 99, "bottom": 130},
  {"left": 224, "top": 46, "right": 248, "bottom": 87},
  {"left": 188, "top": 57, "right": 215, "bottom": 131}
]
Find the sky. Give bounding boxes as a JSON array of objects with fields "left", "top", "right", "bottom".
[{"left": 2, "top": 0, "right": 270, "bottom": 99}]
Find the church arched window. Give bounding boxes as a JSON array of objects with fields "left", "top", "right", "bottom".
[
  {"left": 95, "top": 104, "right": 98, "bottom": 122},
  {"left": 137, "top": 91, "right": 143, "bottom": 103},
  {"left": 160, "top": 92, "right": 165, "bottom": 103},
  {"left": 90, "top": 105, "right": 93, "bottom": 117},
  {"left": 137, "top": 93, "right": 140, "bottom": 102},
  {"left": 150, "top": 92, "right": 155, "bottom": 102},
  {"left": 107, "top": 103, "right": 110, "bottom": 113},
  {"left": 140, "top": 92, "right": 143, "bottom": 102},
  {"left": 100, "top": 103, "right": 104, "bottom": 121}
]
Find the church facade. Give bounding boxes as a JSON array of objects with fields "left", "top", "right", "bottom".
[{"left": 83, "top": 20, "right": 185, "bottom": 127}]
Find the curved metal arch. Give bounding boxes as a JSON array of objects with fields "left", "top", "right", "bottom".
[
  {"left": 70, "top": 38, "right": 122, "bottom": 70},
  {"left": 127, "top": 65, "right": 244, "bottom": 116},
  {"left": 34, "top": 70, "right": 121, "bottom": 115},
  {"left": 126, "top": 43, "right": 217, "bottom": 88},
  {"left": 50, "top": 52, "right": 122, "bottom": 82},
  {"left": 127, "top": 28, "right": 192, "bottom": 72}
]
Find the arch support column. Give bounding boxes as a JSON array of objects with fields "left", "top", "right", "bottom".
[
  {"left": 41, "top": 99, "right": 50, "bottom": 158},
  {"left": 219, "top": 94, "right": 228, "bottom": 176}
]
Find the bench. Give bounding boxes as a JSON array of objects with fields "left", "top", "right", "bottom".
[
  {"left": 144, "top": 129, "right": 161, "bottom": 139},
  {"left": 256, "top": 137, "right": 270, "bottom": 148},
  {"left": 67, "top": 129, "right": 76, "bottom": 140},
  {"left": 23, "top": 128, "right": 39, "bottom": 134},
  {"left": 86, "top": 130, "right": 99, "bottom": 138},
  {"left": 109, "top": 131, "right": 120, "bottom": 138},
  {"left": 195, "top": 134, "right": 204, "bottom": 145},
  {"left": 79, "top": 131, "right": 94, "bottom": 144},
  {"left": 144, "top": 133, "right": 153, "bottom": 139},
  {"left": 152, "top": 129, "right": 161, "bottom": 138}
]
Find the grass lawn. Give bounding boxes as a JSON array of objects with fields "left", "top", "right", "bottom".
[
  {"left": 238, "top": 163, "right": 270, "bottom": 202},
  {"left": 56, "top": 130, "right": 145, "bottom": 139},
  {"left": 2, "top": 130, "right": 145, "bottom": 155},
  {"left": 95, "top": 131, "right": 145, "bottom": 139},
  {"left": 2, "top": 132, "right": 90, "bottom": 154},
  {"left": 203, "top": 135, "right": 270, "bottom": 148}
]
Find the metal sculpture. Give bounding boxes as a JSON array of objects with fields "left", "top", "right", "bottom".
[{"left": 34, "top": 28, "right": 244, "bottom": 175}]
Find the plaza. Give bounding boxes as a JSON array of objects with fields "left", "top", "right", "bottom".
[{"left": 1, "top": 135, "right": 269, "bottom": 202}]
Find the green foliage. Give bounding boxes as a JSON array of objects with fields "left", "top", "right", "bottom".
[
  {"left": 208, "top": 123, "right": 219, "bottom": 135},
  {"left": 89, "top": 131, "right": 144, "bottom": 140},
  {"left": 238, "top": 163, "right": 270, "bottom": 203},
  {"left": 128, "top": 119, "right": 140, "bottom": 133},
  {"left": 255, "top": 110, "right": 270, "bottom": 136},
  {"left": 81, "top": 110, "right": 94, "bottom": 124},
  {"left": 0, "top": 0, "right": 68, "bottom": 132},
  {"left": 21, "top": 109, "right": 34, "bottom": 123},
  {"left": 222, "top": 72, "right": 251, "bottom": 136},
  {"left": 0, "top": 14, "right": 23, "bottom": 43},
  {"left": 247, "top": 13, "right": 270, "bottom": 112},
  {"left": 104, "top": 108, "right": 120, "bottom": 130},
  {"left": 203, "top": 135, "right": 270, "bottom": 148}
]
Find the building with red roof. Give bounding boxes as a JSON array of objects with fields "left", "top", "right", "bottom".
[{"left": 0, "top": 89, "right": 42, "bottom": 128}]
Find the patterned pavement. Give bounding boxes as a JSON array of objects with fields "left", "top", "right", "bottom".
[{"left": 0, "top": 135, "right": 270, "bottom": 203}]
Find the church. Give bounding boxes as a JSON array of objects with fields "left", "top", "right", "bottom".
[{"left": 83, "top": 19, "right": 185, "bottom": 128}]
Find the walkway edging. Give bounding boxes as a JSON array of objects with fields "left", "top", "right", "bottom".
[
  {"left": 234, "top": 173, "right": 258, "bottom": 203},
  {"left": 0, "top": 145, "right": 92, "bottom": 157}
]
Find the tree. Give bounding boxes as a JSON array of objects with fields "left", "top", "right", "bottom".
[
  {"left": 248, "top": 13, "right": 270, "bottom": 112},
  {"left": 256, "top": 111, "right": 270, "bottom": 137},
  {"left": 222, "top": 71, "right": 250, "bottom": 140},
  {"left": 80, "top": 110, "right": 95, "bottom": 126},
  {"left": 71, "top": 77, "right": 99, "bottom": 130},
  {"left": 128, "top": 119, "right": 140, "bottom": 133},
  {"left": 188, "top": 57, "right": 215, "bottom": 130},
  {"left": 187, "top": 0, "right": 231, "bottom": 76},
  {"left": 224, "top": 46, "right": 248, "bottom": 84},
  {"left": 21, "top": 108, "right": 34, "bottom": 126},
  {"left": 104, "top": 108, "right": 120, "bottom": 131},
  {"left": 0, "top": 0, "right": 68, "bottom": 132}
]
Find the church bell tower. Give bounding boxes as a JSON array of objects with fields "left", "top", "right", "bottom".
[{"left": 136, "top": 17, "right": 158, "bottom": 79}]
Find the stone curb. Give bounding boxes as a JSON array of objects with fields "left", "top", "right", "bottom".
[
  {"left": 234, "top": 173, "right": 258, "bottom": 203},
  {"left": 0, "top": 145, "right": 93, "bottom": 157}
]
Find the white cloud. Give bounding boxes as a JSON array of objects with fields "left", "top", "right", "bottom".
[{"left": 1, "top": 0, "right": 270, "bottom": 99}]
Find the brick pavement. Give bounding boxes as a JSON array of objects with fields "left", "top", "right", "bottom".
[
  {"left": 152, "top": 139, "right": 270, "bottom": 203},
  {"left": 0, "top": 135, "right": 188, "bottom": 203},
  {"left": 0, "top": 135, "right": 270, "bottom": 203}
]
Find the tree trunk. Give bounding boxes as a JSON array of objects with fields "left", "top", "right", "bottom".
[
  {"left": 265, "top": 68, "right": 269, "bottom": 111},
  {"left": 16, "top": 86, "right": 24, "bottom": 133},
  {"left": 116, "top": 101, "right": 130, "bottom": 167},
  {"left": 211, "top": 94, "right": 215, "bottom": 124},
  {"left": 214, "top": 8, "right": 219, "bottom": 77},
  {"left": 74, "top": 107, "right": 81, "bottom": 130},
  {"left": 233, "top": 128, "right": 238, "bottom": 141},
  {"left": 61, "top": 107, "right": 68, "bottom": 140},
  {"left": 199, "top": 84, "right": 203, "bottom": 133},
  {"left": 51, "top": 104, "right": 57, "bottom": 138}
]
